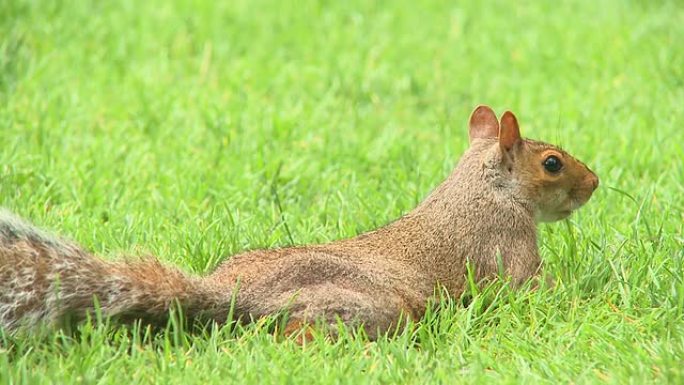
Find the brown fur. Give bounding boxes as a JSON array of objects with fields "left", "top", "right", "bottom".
[{"left": 0, "top": 106, "right": 598, "bottom": 340}]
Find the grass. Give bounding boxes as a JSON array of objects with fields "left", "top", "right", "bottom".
[{"left": 1, "top": 0, "right": 683, "bottom": 383}]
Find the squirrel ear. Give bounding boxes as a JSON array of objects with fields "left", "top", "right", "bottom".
[
  {"left": 468, "top": 105, "right": 499, "bottom": 143},
  {"left": 499, "top": 111, "right": 521, "bottom": 152}
]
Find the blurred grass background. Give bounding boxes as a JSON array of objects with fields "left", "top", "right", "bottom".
[{"left": 1, "top": 0, "right": 683, "bottom": 383}]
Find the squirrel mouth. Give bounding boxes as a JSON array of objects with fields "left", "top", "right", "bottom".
[
  {"left": 569, "top": 190, "right": 594, "bottom": 209},
  {"left": 558, "top": 210, "right": 573, "bottom": 218},
  {"left": 567, "top": 197, "right": 585, "bottom": 212},
  {"left": 535, "top": 208, "right": 574, "bottom": 223}
]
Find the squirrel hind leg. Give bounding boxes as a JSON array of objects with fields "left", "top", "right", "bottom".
[
  {"left": 270, "top": 284, "right": 416, "bottom": 342},
  {"left": 280, "top": 319, "right": 316, "bottom": 345}
]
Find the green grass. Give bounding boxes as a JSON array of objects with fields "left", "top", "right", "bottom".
[{"left": 1, "top": 0, "right": 683, "bottom": 383}]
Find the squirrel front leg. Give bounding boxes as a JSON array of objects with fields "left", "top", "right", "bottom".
[{"left": 503, "top": 244, "right": 557, "bottom": 290}]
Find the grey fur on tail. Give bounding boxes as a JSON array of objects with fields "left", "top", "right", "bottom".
[
  {"left": 0, "top": 208, "right": 77, "bottom": 254},
  {"left": 0, "top": 209, "right": 93, "bottom": 330},
  {"left": 0, "top": 209, "right": 224, "bottom": 332}
]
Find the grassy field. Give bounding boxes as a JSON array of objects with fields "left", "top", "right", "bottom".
[{"left": 1, "top": 0, "right": 683, "bottom": 383}]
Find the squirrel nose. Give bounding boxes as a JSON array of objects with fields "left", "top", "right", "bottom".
[{"left": 588, "top": 174, "right": 599, "bottom": 191}]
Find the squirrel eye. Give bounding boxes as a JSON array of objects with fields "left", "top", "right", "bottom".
[{"left": 543, "top": 155, "right": 563, "bottom": 173}]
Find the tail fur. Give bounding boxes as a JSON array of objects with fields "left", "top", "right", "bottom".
[{"left": 0, "top": 210, "right": 231, "bottom": 332}]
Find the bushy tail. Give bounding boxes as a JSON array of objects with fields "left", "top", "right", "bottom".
[{"left": 0, "top": 210, "right": 233, "bottom": 332}]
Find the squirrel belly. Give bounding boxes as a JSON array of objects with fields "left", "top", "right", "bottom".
[{"left": 0, "top": 106, "right": 599, "bottom": 338}]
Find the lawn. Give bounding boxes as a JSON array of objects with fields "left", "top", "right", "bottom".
[{"left": 1, "top": 0, "right": 683, "bottom": 383}]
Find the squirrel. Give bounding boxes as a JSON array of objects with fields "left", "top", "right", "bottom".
[{"left": 0, "top": 105, "right": 599, "bottom": 340}]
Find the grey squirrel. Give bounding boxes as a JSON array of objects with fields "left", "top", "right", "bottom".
[{"left": 0, "top": 105, "right": 599, "bottom": 340}]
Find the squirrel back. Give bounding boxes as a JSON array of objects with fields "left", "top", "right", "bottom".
[{"left": 0, "top": 106, "right": 599, "bottom": 339}]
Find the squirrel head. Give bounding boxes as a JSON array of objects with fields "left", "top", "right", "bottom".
[{"left": 468, "top": 105, "right": 599, "bottom": 223}]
